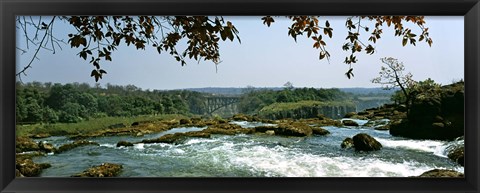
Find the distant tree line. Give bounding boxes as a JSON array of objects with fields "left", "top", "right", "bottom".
[
  {"left": 238, "top": 87, "right": 352, "bottom": 114},
  {"left": 16, "top": 82, "right": 208, "bottom": 124}
]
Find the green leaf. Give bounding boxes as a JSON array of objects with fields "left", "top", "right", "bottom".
[{"left": 402, "top": 38, "right": 408, "bottom": 46}]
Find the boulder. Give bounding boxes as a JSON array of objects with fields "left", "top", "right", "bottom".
[
  {"left": 418, "top": 169, "right": 464, "bottom": 177},
  {"left": 352, "top": 133, "right": 382, "bottom": 151},
  {"left": 116, "top": 141, "right": 134, "bottom": 147},
  {"left": 341, "top": 137, "right": 354, "bottom": 149},
  {"left": 279, "top": 122, "right": 313, "bottom": 136},
  {"left": 389, "top": 82, "right": 464, "bottom": 140},
  {"left": 179, "top": 119, "right": 191, "bottom": 125},
  {"left": 131, "top": 122, "right": 140, "bottom": 126},
  {"left": 312, "top": 127, "right": 330, "bottom": 135},
  {"left": 72, "top": 163, "right": 123, "bottom": 177},
  {"left": 16, "top": 158, "right": 51, "bottom": 177},
  {"left": 56, "top": 140, "right": 100, "bottom": 154},
  {"left": 255, "top": 122, "right": 312, "bottom": 137},
  {"left": 342, "top": 120, "right": 359, "bottom": 127},
  {"left": 447, "top": 146, "right": 464, "bottom": 167}
]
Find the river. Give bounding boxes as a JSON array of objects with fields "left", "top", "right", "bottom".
[{"left": 32, "top": 120, "right": 464, "bottom": 177}]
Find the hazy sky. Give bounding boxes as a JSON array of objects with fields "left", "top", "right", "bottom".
[{"left": 16, "top": 16, "right": 464, "bottom": 90}]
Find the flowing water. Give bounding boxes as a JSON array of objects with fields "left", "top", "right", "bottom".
[{"left": 32, "top": 120, "right": 464, "bottom": 177}]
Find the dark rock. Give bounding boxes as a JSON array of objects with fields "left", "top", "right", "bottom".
[
  {"left": 72, "top": 163, "right": 123, "bottom": 177},
  {"left": 108, "top": 123, "right": 126, "bottom": 129},
  {"left": 131, "top": 122, "right": 139, "bottom": 126},
  {"left": 418, "top": 169, "right": 464, "bottom": 177},
  {"left": 341, "top": 137, "right": 354, "bottom": 149},
  {"left": 255, "top": 122, "right": 312, "bottom": 137},
  {"left": 447, "top": 146, "right": 464, "bottom": 166},
  {"left": 179, "top": 119, "right": 191, "bottom": 125},
  {"left": 352, "top": 133, "right": 382, "bottom": 151},
  {"left": 312, "top": 127, "right": 330, "bottom": 135},
  {"left": 116, "top": 141, "right": 134, "bottom": 147},
  {"left": 342, "top": 120, "right": 359, "bottom": 127},
  {"left": 389, "top": 82, "right": 464, "bottom": 140},
  {"left": 56, "top": 140, "right": 100, "bottom": 153}
]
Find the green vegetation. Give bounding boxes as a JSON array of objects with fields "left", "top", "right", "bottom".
[
  {"left": 16, "top": 82, "right": 207, "bottom": 125},
  {"left": 238, "top": 87, "right": 351, "bottom": 115},
  {"left": 16, "top": 114, "right": 187, "bottom": 137},
  {"left": 259, "top": 100, "right": 354, "bottom": 115}
]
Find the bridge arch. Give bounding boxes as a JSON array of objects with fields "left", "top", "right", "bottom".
[{"left": 204, "top": 96, "right": 240, "bottom": 115}]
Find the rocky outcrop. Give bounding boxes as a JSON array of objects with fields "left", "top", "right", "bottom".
[
  {"left": 312, "top": 127, "right": 330, "bottom": 135},
  {"left": 16, "top": 137, "right": 41, "bottom": 153},
  {"left": 341, "top": 137, "right": 354, "bottom": 149},
  {"left": 447, "top": 146, "right": 464, "bottom": 167},
  {"left": 390, "top": 82, "right": 464, "bottom": 140},
  {"left": 352, "top": 133, "right": 382, "bottom": 151},
  {"left": 56, "top": 140, "right": 99, "bottom": 154},
  {"left": 342, "top": 120, "right": 359, "bottom": 127},
  {"left": 255, "top": 122, "right": 313, "bottom": 137},
  {"left": 16, "top": 158, "right": 51, "bottom": 177},
  {"left": 418, "top": 169, "right": 464, "bottom": 177},
  {"left": 204, "top": 123, "right": 255, "bottom": 135},
  {"left": 116, "top": 141, "right": 134, "bottom": 147},
  {"left": 72, "top": 163, "right": 123, "bottom": 177}
]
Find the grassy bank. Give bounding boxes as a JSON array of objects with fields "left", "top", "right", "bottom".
[
  {"left": 259, "top": 100, "right": 355, "bottom": 115},
  {"left": 16, "top": 114, "right": 189, "bottom": 137}
]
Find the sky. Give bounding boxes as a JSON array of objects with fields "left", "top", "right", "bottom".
[{"left": 16, "top": 16, "right": 464, "bottom": 90}]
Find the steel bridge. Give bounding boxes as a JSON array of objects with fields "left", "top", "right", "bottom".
[{"left": 204, "top": 96, "right": 240, "bottom": 115}]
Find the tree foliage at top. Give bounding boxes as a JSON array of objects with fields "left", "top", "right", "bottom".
[{"left": 16, "top": 16, "right": 432, "bottom": 81}]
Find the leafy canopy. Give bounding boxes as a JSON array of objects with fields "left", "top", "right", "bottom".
[{"left": 16, "top": 16, "right": 432, "bottom": 82}]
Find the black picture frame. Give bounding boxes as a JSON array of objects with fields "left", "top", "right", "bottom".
[{"left": 1, "top": 0, "right": 479, "bottom": 192}]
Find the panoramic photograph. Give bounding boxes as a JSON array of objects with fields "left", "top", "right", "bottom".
[{"left": 15, "top": 16, "right": 464, "bottom": 177}]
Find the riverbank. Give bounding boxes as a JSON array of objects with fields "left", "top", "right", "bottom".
[{"left": 16, "top": 113, "right": 464, "bottom": 177}]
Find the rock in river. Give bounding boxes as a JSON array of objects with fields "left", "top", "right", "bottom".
[
  {"left": 418, "top": 169, "right": 464, "bottom": 177},
  {"left": 72, "top": 163, "right": 123, "bottom": 177},
  {"left": 352, "top": 133, "right": 382, "bottom": 151},
  {"left": 341, "top": 137, "right": 354, "bottom": 149},
  {"left": 342, "top": 120, "right": 359, "bottom": 127}
]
